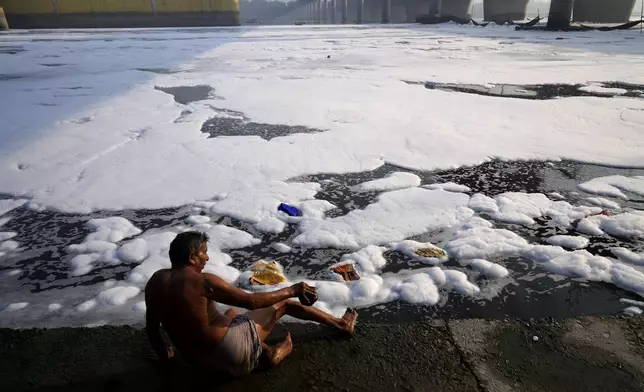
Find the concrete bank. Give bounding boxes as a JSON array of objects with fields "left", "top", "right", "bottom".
[{"left": 2, "top": 316, "right": 644, "bottom": 391}]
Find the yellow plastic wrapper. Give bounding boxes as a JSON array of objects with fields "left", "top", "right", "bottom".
[
  {"left": 415, "top": 247, "right": 447, "bottom": 259},
  {"left": 249, "top": 260, "right": 286, "bottom": 286}
]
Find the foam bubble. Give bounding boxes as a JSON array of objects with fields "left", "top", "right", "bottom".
[
  {"left": 116, "top": 238, "right": 149, "bottom": 263},
  {"left": 461, "top": 259, "right": 509, "bottom": 278},
  {"left": 426, "top": 182, "right": 471, "bottom": 193},
  {"left": 5, "top": 302, "right": 29, "bottom": 312},
  {"left": 98, "top": 286, "right": 141, "bottom": 306},
  {"left": 271, "top": 242, "right": 292, "bottom": 253},
  {"left": 132, "top": 301, "right": 146, "bottom": 313},
  {"left": 623, "top": 306, "right": 642, "bottom": 316},
  {"left": 186, "top": 215, "right": 210, "bottom": 225},
  {"left": 355, "top": 172, "right": 421, "bottom": 192},
  {"left": 0, "top": 232, "right": 17, "bottom": 242},
  {"left": 546, "top": 235, "right": 590, "bottom": 250},
  {"left": 578, "top": 175, "right": 644, "bottom": 199},
  {"left": 77, "top": 299, "right": 98, "bottom": 312},
  {"left": 255, "top": 217, "right": 286, "bottom": 234},
  {"left": 611, "top": 248, "right": 644, "bottom": 266}
]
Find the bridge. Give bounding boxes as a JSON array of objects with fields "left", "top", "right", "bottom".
[{"left": 279, "top": 0, "right": 638, "bottom": 25}]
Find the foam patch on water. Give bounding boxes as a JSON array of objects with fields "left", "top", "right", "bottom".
[
  {"left": 98, "top": 286, "right": 141, "bottom": 306},
  {"left": 584, "top": 197, "right": 621, "bottom": 210},
  {"left": 185, "top": 215, "right": 210, "bottom": 225},
  {"left": 579, "top": 83, "right": 627, "bottom": 95},
  {"left": 0, "top": 240, "right": 20, "bottom": 252},
  {"left": 0, "top": 232, "right": 17, "bottom": 242},
  {"left": 578, "top": 175, "right": 644, "bottom": 199},
  {"left": 210, "top": 181, "right": 320, "bottom": 224},
  {"left": 426, "top": 182, "right": 471, "bottom": 193},
  {"left": 116, "top": 238, "right": 148, "bottom": 264},
  {"left": 271, "top": 242, "right": 292, "bottom": 253},
  {"left": 67, "top": 217, "right": 142, "bottom": 276},
  {"left": 355, "top": 172, "right": 421, "bottom": 192},
  {"left": 0, "top": 199, "right": 27, "bottom": 217},
  {"left": 488, "top": 192, "right": 602, "bottom": 227},
  {"left": 611, "top": 248, "right": 644, "bottom": 266},
  {"left": 525, "top": 246, "right": 644, "bottom": 297},
  {"left": 445, "top": 218, "right": 530, "bottom": 260},
  {"left": 205, "top": 225, "right": 261, "bottom": 250},
  {"left": 623, "top": 306, "right": 642, "bottom": 316},
  {"left": 462, "top": 259, "right": 509, "bottom": 279},
  {"left": 575, "top": 211, "right": 644, "bottom": 239},
  {"left": 293, "top": 188, "right": 473, "bottom": 249},
  {"left": 4, "top": 302, "right": 29, "bottom": 312},
  {"left": 546, "top": 235, "right": 590, "bottom": 250}
]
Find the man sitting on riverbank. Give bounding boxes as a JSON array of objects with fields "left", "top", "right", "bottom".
[{"left": 145, "top": 231, "right": 357, "bottom": 376}]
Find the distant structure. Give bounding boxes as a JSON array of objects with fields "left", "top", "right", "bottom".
[
  {"left": 0, "top": 0, "right": 239, "bottom": 29},
  {"left": 572, "top": 0, "right": 637, "bottom": 23},
  {"left": 483, "top": 0, "right": 529, "bottom": 21},
  {"left": 441, "top": 0, "right": 473, "bottom": 18},
  {"left": 546, "top": 0, "right": 574, "bottom": 29}
]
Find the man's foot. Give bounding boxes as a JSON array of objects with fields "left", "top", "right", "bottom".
[
  {"left": 266, "top": 332, "right": 293, "bottom": 367},
  {"left": 339, "top": 308, "right": 358, "bottom": 336}
]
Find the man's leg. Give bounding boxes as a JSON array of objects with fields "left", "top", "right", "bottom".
[
  {"left": 245, "top": 301, "right": 357, "bottom": 341},
  {"left": 244, "top": 301, "right": 356, "bottom": 368}
]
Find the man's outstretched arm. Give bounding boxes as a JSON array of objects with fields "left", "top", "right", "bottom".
[{"left": 203, "top": 273, "right": 313, "bottom": 309}]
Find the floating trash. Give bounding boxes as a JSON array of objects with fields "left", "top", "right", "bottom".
[
  {"left": 331, "top": 263, "right": 360, "bottom": 282},
  {"left": 278, "top": 203, "right": 302, "bottom": 217},
  {"left": 249, "top": 260, "right": 286, "bottom": 286}
]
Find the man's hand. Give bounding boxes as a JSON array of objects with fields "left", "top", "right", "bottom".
[{"left": 292, "top": 282, "right": 318, "bottom": 306}]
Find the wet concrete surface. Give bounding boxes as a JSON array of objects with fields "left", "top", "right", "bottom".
[
  {"left": 2, "top": 316, "right": 643, "bottom": 392},
  {"left": 1, "top": 158, "right": 644, "bottom": 324},
  {"left": 407, "top": 81, "right": 644, "bottom": 100},
  {"left": 451, "top": 316, "right": 644, "bottom": 392}
]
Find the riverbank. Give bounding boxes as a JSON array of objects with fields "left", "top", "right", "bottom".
[{"left": 3, "top": 315, "right": 644, "bottom": 391}]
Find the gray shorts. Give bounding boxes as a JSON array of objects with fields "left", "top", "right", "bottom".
[{"left": 214, "top": 315, "right": 263, "bottom": 376}]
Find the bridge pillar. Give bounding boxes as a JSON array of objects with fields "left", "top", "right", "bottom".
[
  {"left": 429, "top": 0, "right": 442, "bottom": 16},
  {"left": 357, "top": 0, "right": 364, "bottom": 23},
  {"left": 382, "top": 0, "right": 391, "bottom": 23},
  {"left": 331, "top": 0, "right": 337, "bottom": 23},
  {"left": 573, "top": 0, "right": 636, "bottom": 23},
  {"left": 341, "top": 0, "right": 348, "bottom": 23},
  {"left": 405, "top": 0, "right": 426, "bottom": 22},
  {"left": 547, "top": 0, "right": 573, "bottom": 29}
]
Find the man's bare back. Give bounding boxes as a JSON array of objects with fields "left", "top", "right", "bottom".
[{"left": 145, "top": 231, "right": 357, "bottom": 376}]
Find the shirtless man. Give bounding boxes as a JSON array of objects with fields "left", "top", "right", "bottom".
[{"left": 145, "top": 231, "right": 357, "bottom": 376}]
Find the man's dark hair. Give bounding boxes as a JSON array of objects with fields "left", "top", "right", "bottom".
[{"left": 169, "top": 231, "right": 210, "bottom": 267}]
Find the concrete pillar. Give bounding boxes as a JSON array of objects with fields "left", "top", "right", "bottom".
[
  {"left": 341, "top": 0, "right": 348, "bottom": 23},
  {"left": 0, "top": 7, "right": 9, "bottom": 31},
  {"left": 441, "top": 0, "right": 473, "bottom": 19},
  {"left": 319, "top": 0, "right": 325, "bottom": 23},
  {"left": 357, "top": 0, "right": 364, "bottom": 23},
  {"left": 483, "top": 0, "right": 529, "bottom": 21},
  {"left": 429, "top": 0, "right": 442, "bottom": 16},
  {"left": 406, "top": 0, "right": 428, "bottom": 22},
  {"left": 573, "top": 0, "right": 636, "bottom": 23},
  {"left": 547, "top": 0, "right": 573, "bottom": 29},
  {"left": 331, "top": 0, "right": 337, "bottom": 23},
  {"left": 368, "top": 0, "right": 383, "bottom": 22},
  {"left": 382, "top": 0, "right": 391, "bottom": 22}
]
